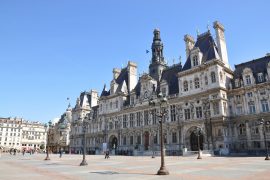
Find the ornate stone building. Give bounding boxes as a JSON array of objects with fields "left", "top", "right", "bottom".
[{"left": 69, "top": 21, "right": 270, "bottom": 156}]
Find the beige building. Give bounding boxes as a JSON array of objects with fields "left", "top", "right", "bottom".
[
  {"left": 0, "top": 117, "right": 47, "bottom": 152},
  {"left": 69, "top": 21, "right": 270, "bottom": 156}
]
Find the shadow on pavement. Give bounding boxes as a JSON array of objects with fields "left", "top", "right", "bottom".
[{"left": 90, "top": 171, "right": 155, "bottom": 176}]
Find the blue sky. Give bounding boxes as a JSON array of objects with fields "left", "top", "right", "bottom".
[{"left": 0, "top": 0, "right": 269, "bottom": 123}]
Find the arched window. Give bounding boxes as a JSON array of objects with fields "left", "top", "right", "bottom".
[
  {"left": 183, "top": 81, "right": 188, "bottom": 91},
  {"left": 194, "top": 78, "right": 200, "bottom": 89},
  {"left": 211, "top": 72, "right": 216, "bottom": 83},
  {"left": 239, "top": 123, "right": 246, "bottom": 135},
  {"left": 193, "top": 55, "right": 198, "bottom": 66}
]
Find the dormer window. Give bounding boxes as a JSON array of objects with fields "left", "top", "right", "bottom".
[
  {"left": 211, "top": 72, "right": 216, "bottom": 83},
  {"left": 258, "top": 73, "right": 264, "bottom": 83},
  {"left": 245, "top": 75, "right": 251, "bottom": 85},
  {"left": 194, "top": 78, "right": 200, "bottom": 89},
  {"left": 193, "top": 55, "right": 198, "bottom": 66},
  {"left": 183, "top": 81, "right": 188, "bottom": 91}
]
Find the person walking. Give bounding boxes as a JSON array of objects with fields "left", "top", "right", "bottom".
[{"left": 59, "top": 149, "right": 63, "bottom": 158}]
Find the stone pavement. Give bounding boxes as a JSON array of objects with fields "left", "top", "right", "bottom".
[{"left": 0, "top": 153, "right": 270, "bottom": 180}]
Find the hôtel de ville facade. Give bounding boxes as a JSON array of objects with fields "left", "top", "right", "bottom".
[{"left": 63, "top": 21, "right": 270, "bottom": 156}]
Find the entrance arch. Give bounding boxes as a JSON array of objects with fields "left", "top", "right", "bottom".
[
  {"left": 144, "top": 131, "right": 150, "bottom": 150},
  {"left": 109, "top": 135, "right": 118, "bottom": 150},
  {"left": 190, "top": 131, "right": 204, "bottom": 151}
]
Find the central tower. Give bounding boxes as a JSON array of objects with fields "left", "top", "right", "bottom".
[{"left": 149, "top": 29, "right": 167, "bottom": 81}]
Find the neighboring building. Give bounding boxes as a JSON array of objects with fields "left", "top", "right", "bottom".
[
  {"left": 227, "top": 55, "right": 270, "bottom": 154},
  {"left": 0, "top": 117, "right": 23, "bottom": 151},
  {"left": 68, "top": 21, "right": 270, "bottom": 156},
  {"left": 21, "top": 121, "right": 47, "bottom": 152},
  {"left": 0, "top": 117, "right": 47, "bottom": 152}
]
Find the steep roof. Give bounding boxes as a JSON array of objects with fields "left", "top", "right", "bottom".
[
  {"left": 100, "top": 68, "right": 129, "bottom": 97},
  {"left": 161, "top": 63, "right": 182, "bottom": 95},
  {"left": 232, "top": 55, "right": 270, "bottom": 86},
  {"left": 182, "top": 31, "right": 220, "bottom": 71}
]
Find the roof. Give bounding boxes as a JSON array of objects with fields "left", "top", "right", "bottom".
[
  {"left": 232, "top": 55, "right": 270, "bottom": 87},
  {"left": 161, "top": 63, "right": 182, "bottom": 95},
  {"left": 182, "top": 31, "right": 220, "bottom": 71},
  {"left": 100, "top": 67, "right": 129, "bottom": 97}
]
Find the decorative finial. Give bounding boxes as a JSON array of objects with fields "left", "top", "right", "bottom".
[
  {"left": 173, "top": 58, "right": 175, "bottom": 65},
  {"left": 207, "top": 21, "right": 210, "bottom": 31},
  {"left": 196, "top": 28, "right": 200, "bottom": 36},
  {"left": 179, "top": 56, "right": 182, "bottom": 64}
]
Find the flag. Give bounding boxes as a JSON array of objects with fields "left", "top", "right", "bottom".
[
  {"left": 67, "top": 97, "right": 70, "bottom": 100},
  {"left": 146, "top": 50, "right": 149, "bottom": 54}
]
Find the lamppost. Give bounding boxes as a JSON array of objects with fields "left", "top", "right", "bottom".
[
  {"left": 80, "top": 112, "right": 92, "bottom": 166},
  {"left": 194, "top": 126, "right": 202, "bottom": 159},
  {"left": 258, "top": 118, "right": 270, "bottom": 160},
  {"left": 44, "top": 120, "right": 52, "bottom": 160},
  {"left": 149, "top": 92, "right": 169, "bottom": 175}
]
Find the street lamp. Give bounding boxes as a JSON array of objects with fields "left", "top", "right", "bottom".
[
  {"left": 44, "top": 120, "right": 52, "bottom": 160},
  {"left": 258, "top": 118, "right": 270, "bottom": 160},
  {"left": 80, "top": 112, "right": 92, "bottom": 166},
  {"left": 194, "top": 127, "right": 202, "bottom": 159},
  {"left": 149, "top": 92, "right": 169, "bottom": 175}
]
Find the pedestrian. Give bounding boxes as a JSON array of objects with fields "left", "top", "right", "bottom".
[
  {"left": 13, "top": 149, "right": 16, "bottom": 155},
  {"left": 22, "top": 149, "right": 25, "bottom": 156},
  {"left": 105, "top": 150, "right": 110, "bottom": 159},
  {"left": 59, "top": 149, "right": 63, "bottom": 158},
  {"left": 10, "top": 149, "right": 12, "bottom": 155}
]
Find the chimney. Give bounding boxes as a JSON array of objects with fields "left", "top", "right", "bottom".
[
  {"left": 89, "top": 89, "right": 98, "bottom": 107},
  {"left": 213, "top": 21, "right": 229, "bottom": 68},
  {"left": 113, "top": 68, "right": 121, "bottom": 80},
  {"left": 127, "top": 61, "right": 137, "bottom": 92},
  {"left": 184, "top": 34, "right": 195, "bottom": 59}
]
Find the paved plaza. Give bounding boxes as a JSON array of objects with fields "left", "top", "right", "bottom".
[{"left": 0, "top": 153, "right": 270, "bottom": 180}]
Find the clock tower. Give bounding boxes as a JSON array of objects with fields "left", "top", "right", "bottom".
[{"left": 149, "top": 29, "right": 167, "bottom": 81}]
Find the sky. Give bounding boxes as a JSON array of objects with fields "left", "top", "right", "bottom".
[{"left": 0, "top": 0, "right": 270, "bottom": 123}]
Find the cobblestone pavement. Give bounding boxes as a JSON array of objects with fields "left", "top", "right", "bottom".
[{"left": 0, "top": 153, "right": 270, "bottom": 180}]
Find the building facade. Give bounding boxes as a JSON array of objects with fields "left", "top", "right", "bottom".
[
  {"left": 69, "top": 21, "right": 270, "bottom": 156},
  {"left": 0, "top": 117, "right": 47, "bottom": 152}
]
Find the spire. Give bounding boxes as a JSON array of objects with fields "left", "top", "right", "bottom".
[{"left": 151, "top": 28, "right": 164, "bottom": 63}]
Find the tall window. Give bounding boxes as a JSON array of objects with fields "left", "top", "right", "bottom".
[
  {"left": 154, "top": 134, "right": 158, "bottom": 144},
  {"left": 170, "top": 105, "right": 176, "bottom": 122},
  {"left": 161, "top": 88, "right": 166, "bottom": 96},
  {"left": 196, "top": 107, "right": 202, "bottom": 118},
  {"left": 193, "top": 55, "right": 198, "bottom": 66},
  {"left": 152, "top": 109, "right": 157, "bottom": 125},
  {"left": 245, "top": 75, "right": 251, "bottom": 85},
  {"left": 123, "top": 136, "right": 126, "bottom": 145},
  {"left": 172, "top": 132, "right": 177, "bottom": 143},
  {"left": 213, "top": 102, "right": 219, "bottom": 115},
  {"left": 211, "top": 72, "right": 216, "bottom": 83},
  {"left": 116, "top": 100, "right": 118, "bottom": 108},
  {"left": 239, "top": 123, "right": 246, "bottom": 135},
  {"left": 137, "top": 135, "right": 141, "bottom": 144},
  {"left": 248, "top": 101, "right": 256, "bottom": 114},
  {"left": 136, "top": 112, "right": 141, "bottom": 127},
  {"left": 194, "top": 78, "right": 200, "bottom": 89},
  {"left": 258, "top": 73, "right": 264, "bottom": 83},
  {"left": 130, "top": 113, "right": 134, "bottom": 127},
  {"left": 183, "top": 81, "right": 188, "bottom": 91},
  {"left": 144, "top": 110, "right": 149, "bottom": 126},
  {"left": 261, "top": 100, "right": 269, "bottom": 112},
  {"left": 205, "top": 76, "right": 208, "bottom": 85},
  {"left": 130, "top": 136, "right": 133, "bottom": 145},
  {"left": 247, "top": 92, "right": 253, "bottom": 98},
  {"left": 123, "top": 114, "right": 127, "bottom": 128},
  {"left": 236, "top": 106, "right": 243, "bottom": 115},
  {"left": 184, "top": 109, "right": 191, "bottom": 120}
]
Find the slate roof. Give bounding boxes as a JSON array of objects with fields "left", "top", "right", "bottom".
[
  {"left": 100, "top": 68, "right": 129, "bottom": 97},
  {"left": 232, "top": 55, "right": 270, "bottom": 87},
  {"left": 161, "top": 63, "right": 182, "bottom": 95},
  {"left": 182, "top": 31, "right": 220, "bottom": 71}
]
